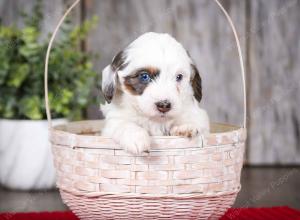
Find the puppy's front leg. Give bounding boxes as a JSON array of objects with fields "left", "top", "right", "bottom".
[
  {"left": 103, "top": 120, "right": 151, "bottom": 154},
  {"left": 119, "top": 123, "right": 151, "bottom": 154},
  {"left": 170, "top": 106, "right": 210, "bottom": 138},
  {"left": 170, "top": 124, "right": 201, "bottom": 138}
]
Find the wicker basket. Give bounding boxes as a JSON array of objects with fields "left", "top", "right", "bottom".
[{"left": 44, "top": 0, "right": 247, "bottom": 219}]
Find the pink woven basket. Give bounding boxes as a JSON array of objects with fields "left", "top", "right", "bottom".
[{"left": 44, "top": 0, "right": 247, "bottom": 219}]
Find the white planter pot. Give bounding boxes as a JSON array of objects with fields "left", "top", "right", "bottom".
[{"left": 0, "top": 119, "right": 66, "bottom": 190}]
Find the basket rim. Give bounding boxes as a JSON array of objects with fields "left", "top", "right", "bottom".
[
  {"left": 53, "top": 120, "right": 242, "bottom": 137},
  {"left": 59, "top": 186, "right": 241, "bottom": 199},
  {"left": 52, "top": 120, "right": 246, "bottom": 139},
  {"left": 50, "top": 120, "right": 246, "bottom": 149}
]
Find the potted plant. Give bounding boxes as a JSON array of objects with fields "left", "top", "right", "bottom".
[{"left": 0, "top": 1, "right": 98, "bottom": 190}]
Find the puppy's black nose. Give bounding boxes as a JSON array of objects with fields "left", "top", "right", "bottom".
[{"left": 155, "top": 100, "right": 171, "bottom": 113}]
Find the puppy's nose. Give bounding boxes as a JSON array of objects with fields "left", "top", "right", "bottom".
[{"left": 155, "top": 100, "right": 171, "bottom": 113}]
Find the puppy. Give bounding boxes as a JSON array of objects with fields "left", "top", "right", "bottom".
[{"left": 100, "top": 32, "right": 209, "bottom": 154}]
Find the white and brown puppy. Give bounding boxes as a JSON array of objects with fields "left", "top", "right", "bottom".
[{"left": 101, "top": 32, "right": 209, "bottom": 154}]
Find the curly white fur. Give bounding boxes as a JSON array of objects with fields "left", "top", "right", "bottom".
[{"left": 101, "top": 32, "right": 209, "bottom": 154}]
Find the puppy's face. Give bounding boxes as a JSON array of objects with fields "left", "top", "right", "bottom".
[{"left": 102, "top": 32, "right": 202, "bottom": 120}]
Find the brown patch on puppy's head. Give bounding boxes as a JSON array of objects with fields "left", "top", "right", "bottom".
[
  {"left": 191, "top": 64, "right": 202, "bottom": 102},
  {"left": 124, "top": 67, "right": 160, "bottom": 95}
]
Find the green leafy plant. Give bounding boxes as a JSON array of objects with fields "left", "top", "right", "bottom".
[{"left": 0, "top": 1, "right": 98, "bottom": 120}]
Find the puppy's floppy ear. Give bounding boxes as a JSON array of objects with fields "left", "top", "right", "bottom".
[
  {"left": 101, "top": 65, "right": 116, "bottom": 103},
  {"left": 101, "top": 50, "right": 128, "bottom": 103},
  {"left": 191, "top": 64, "right": 202, "bottom": 102}
]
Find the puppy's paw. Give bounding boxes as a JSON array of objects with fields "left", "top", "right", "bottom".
[
  {"left": 170, "top": 124, "right": 206, "bottom": 138},
  {"left": 119, "top": 129, "right": 151, "bottom": 155}
]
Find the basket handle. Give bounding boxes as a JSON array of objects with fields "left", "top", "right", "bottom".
[{"left": 44, "top": 0, "right": 247, "bottom": 129}]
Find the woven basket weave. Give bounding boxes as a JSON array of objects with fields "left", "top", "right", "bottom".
[
  {"left": 51, "top": 121, "right": 245, "bottom": 219},
  {"left": 44, "top": 0, "right": 247, "bottom": 219}
]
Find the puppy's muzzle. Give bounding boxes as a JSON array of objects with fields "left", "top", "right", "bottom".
[{"left": 155, "top": 100, "right": 171, "bottom": 113}]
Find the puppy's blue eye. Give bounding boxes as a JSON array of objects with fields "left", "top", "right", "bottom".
[
  {"left": 176, "top": 74, "right": 183, "bottom": 82},
  {"left": 139, "top": 72, "right": 151, "bottom": 83}
]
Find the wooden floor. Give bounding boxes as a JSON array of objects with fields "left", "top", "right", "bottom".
[{"left": 0, "top": 167, "right": 299, "bottom": 212}]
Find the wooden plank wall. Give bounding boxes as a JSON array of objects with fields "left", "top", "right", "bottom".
[
  {"left": 0, "top": 0, "right": 81, "bottom": 38},
  {"left": 247, "top": 0, "right": 300, "bottom": 164},
  {"left": 0, "top": 0, "right": 299, "bottom": 165}
]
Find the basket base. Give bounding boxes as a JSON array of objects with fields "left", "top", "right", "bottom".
[{"left": 60, "top": 190, "right": 238, "bottom": 220}]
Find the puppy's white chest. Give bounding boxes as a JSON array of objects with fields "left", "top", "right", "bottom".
[{"left": 139, "top": 119, "right": 172, "bottom": 136}]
